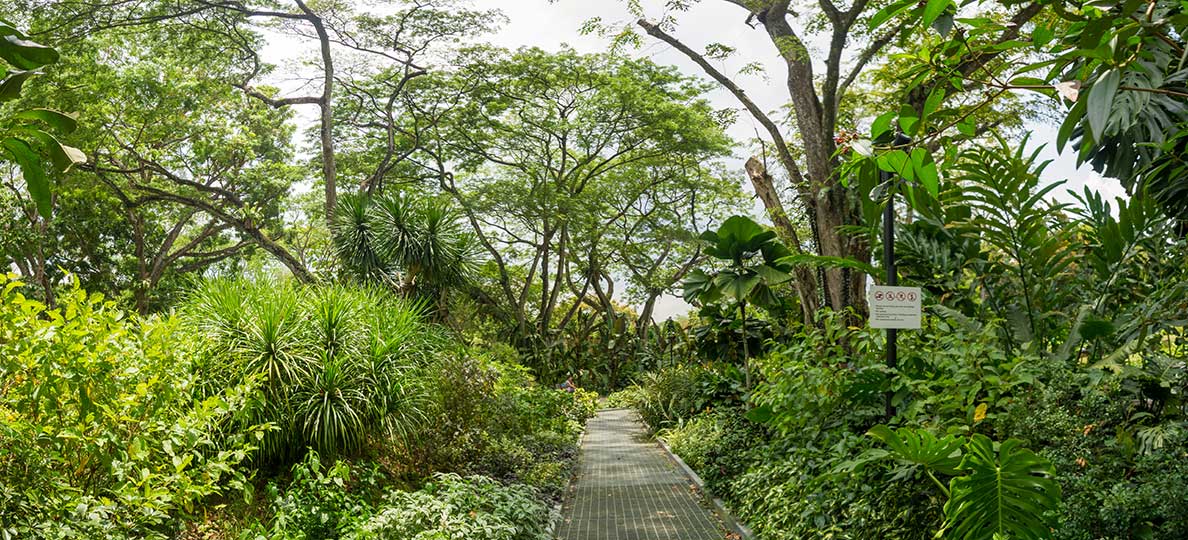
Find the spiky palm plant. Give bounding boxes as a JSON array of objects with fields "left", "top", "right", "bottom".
[
  {"left": 184, "top": 277, "right": 434, "bottom": 464},
  {"left": 297, "top": 354, "right": 370, "bottom": 455},
  {"left": 330, "top": 192, "right": 480, "bottom": 313}
]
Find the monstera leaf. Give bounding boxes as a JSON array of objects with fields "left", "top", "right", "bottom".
[
  {"left": 943, "top": 435, "right": 1061, "bottom": 540},
  {"left": 868, "top": 425, "right": 965, "bottom": 476}
]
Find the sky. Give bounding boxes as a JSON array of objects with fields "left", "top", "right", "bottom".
[{"left": 264, "top": 0, "right": 1129, "bottom": 321}]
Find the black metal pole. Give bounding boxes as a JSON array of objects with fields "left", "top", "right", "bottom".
[
  {"left": 882, "top": 133, "right": 910, "bottom": 420},
  {"left": 882, "top": 173, "right": 897, "bottom": 420}
]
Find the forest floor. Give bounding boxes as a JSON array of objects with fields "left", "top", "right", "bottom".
[{"left": 554, "top": 408, "right": 727, "bottom": 540}]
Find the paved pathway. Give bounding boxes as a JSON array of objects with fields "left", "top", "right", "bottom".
[{"left": 555, "top": 408, "right": 726, "bottom": 540}]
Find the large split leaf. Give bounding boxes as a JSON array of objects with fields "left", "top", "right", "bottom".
[
  {"left": 943, "top": 435, "right": 1061, "bottom": 540},
  {"left": 868, "top": 425, "right": 965, "bottom": 476}
]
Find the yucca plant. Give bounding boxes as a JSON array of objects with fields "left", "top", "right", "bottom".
[
  {"left": 331, "top": 192, "right": 480, "bottom": 314},
  {"left": 183, "top": 277, "right": 435, "bottom": 464},
  {"left": 296, "top": 355, "right": 370, "bottom": 455}
]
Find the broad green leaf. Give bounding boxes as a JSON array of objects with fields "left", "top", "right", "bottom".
[
  {"left": 923, "top": 86, "right": 946, "bottom": 119},
  {"left": 0, "top": 34, "right": 59, "bottom": 70},
  {"left": 14, "top": 127, "right": 86, "bottom": 171},
  {"left": 1, "top": 136, "right": 52, "bottom": 218},
  {"left": 871, "top": 111, "right": 897, "bottom": 140},
  {"left": 1056, "top": 99, "right": 1086, "bottom": 152},
  {"left": 13, "top": 108, "right": 78, "bottom": 133},
  {"left": 911, "top": 147, "right": 939, "bottom": 198},
  {"left": 744, "top": 405, "right": 773, "bottom": 423},
  {"left": 922, "top": 0, "right": 951, "bottom": 30},
  {"left": 957, "top": 117, "right": 977, "bottom": 137},
  {"left": 943, "top": 435, "right": 1061, "bottom": 540},
  {"left": 898, "top": 104, "right": 919, "bottom": 134},
  {"left": 867, "top": 425, "right": 965, "bottom": 475},
  {"left": 1032, "top": 25, "right": 1054, "bottom": 48},
  {"left": 877, "top": 149, "right": 910, "bottom": 177},
  {"left": 714, "top": 270, "right": 761, "bottom": 301},
  {"left": 753, "top": 263, "right": 790, "bottom": 285},
  {"left": 1086, "top": 69, "right": 1119, "bottom": 142},
  {"left": 868, "top": 0, "right": 916, "bottom": 30},
  {"left": 0, "top": 69, "right": 35, "bottom": 101}
]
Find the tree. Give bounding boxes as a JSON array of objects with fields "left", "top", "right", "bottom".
[
  {"left": 5, "top": 31, "right": 311, "bottom": 309},
  {"left": 16, "top": 0, "right": 499, "bottom": 225},
  {"left": 402, "top": 47, "right": 740, "bottom": 356},
  {"left": 330, "top": 191, "right": 480, "bottom": 315},
  {"left": 590, "top": 0, "right": 1052, "bottom": 322}
]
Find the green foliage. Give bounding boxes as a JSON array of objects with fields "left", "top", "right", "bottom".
[
  {"left": 943, "top": 435, "right": 1061, "bottom": 540},
  {"left": 350, "top": 474, "right": 552, "bottom": 540},
  {"left": 683, "top": 215, "right": 792, "bottom": 309},
  {"left": 620, "top": 364, "right": 739, "bottom": 433},
  {"left": 660, "top": 407, "right": 766, "bottom": 496},
  {"left": 256, "top": 451, "right": 375, "bottom": 540},
  {"left": 393, "top": 351, "right": 594, "bottom": 497},
  {"left": 252, "top": 457, "right": 552, "bottom": 540},
  {"left": 0, "top": 274, "right": 259, "bottom": 538},
  {"left": 0, "top": 21, "right": 84, "bottom": 218},
  {"left": 183, "top": 278, "right": 438, "bottom": 463},
  {"left": 331, "top": 192, "right": 479, "bottom": 309}
]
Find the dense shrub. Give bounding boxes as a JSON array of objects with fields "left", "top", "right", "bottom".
[
  {"left": 1001, "top": 360, "right": 1188, "bottom": 540},
  {"left": 183, "top": 278, "right": 442, "bottom": 465},
  {"left": 395, "top": 352, "right": 596, "bottom": 497},
  {"left": 351, "top": 474, "right": 552, "bottom": 540},
  {"left": 619, "top": 363, "right": 741, "bottom": 432},
  {"left": 660, "top": 407, "right": 766, "bottom": 496},
  {"left": 251, "top": 455, "right": 552, "bottom": 540},
  {"left": 0, "top": 275, "right": 259, "bottom": 539}
]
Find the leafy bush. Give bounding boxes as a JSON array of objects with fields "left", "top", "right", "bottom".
[
  {"left": 251, "top": 457, "right": 551, "bottom": 540},
  {"left": 0, "top": 275, "right": 259, "bottom": 539},
  {"left": 254, "top": 451, "right": 378, "bottom": 540},
  {"left": 1000, "top": 362, "right": 1188, "bottom": 540},
  {"left": 393, "top": 351, "right": 594, "bottom": 497},
  {"left": 622, "top": 364, "right": 738, "bottom": 432},
  {"left": 660, "top": 407, "right": 766, "bottom": 495},
  {"left": 350, "top": 474, "right": 552, "bottom": 540},
  {"left": 728, "top": 434, "right": 943, "bottom": 539}
]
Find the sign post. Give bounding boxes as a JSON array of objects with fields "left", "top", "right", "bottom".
[{"left": 876, "top": 134, "right": 917, "bottom": 420}]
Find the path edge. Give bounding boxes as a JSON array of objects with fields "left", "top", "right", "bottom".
[
  {"left": 547, "top": 413, "right": 591, "bottom": 537},
  {"left": 657, "top": 437, "right": 757, "bottom": 540}
]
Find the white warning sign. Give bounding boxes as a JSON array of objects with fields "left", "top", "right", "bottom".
[{"left": 868, "top": 285, "right": 922, "bottom": 329}]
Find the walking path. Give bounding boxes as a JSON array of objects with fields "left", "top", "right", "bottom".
[{"left": 555, "top": 408, "right": 726, "bottom": 540}]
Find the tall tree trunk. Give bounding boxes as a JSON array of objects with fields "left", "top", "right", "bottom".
[
  {"left": 744, "top": 157, "right": 821, "bottom": 322},
  {"left": 294, "top": 0, "right": 337, "bottom": 223}
]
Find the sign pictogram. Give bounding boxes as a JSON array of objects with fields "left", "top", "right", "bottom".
[{"left": 868, "top": 285, "right": 923, "bottom": 329}]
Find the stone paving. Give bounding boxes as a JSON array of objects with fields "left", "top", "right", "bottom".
[{"left": 555, "top": 408, "right": 726, "bottom": 540}]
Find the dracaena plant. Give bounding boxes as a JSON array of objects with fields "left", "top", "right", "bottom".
[
  {"left": 0, "top": 20, "right": 85, "bottom": 218},
  {"left": 683, "top": 215, "right": 792, "bottom": 388}
]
